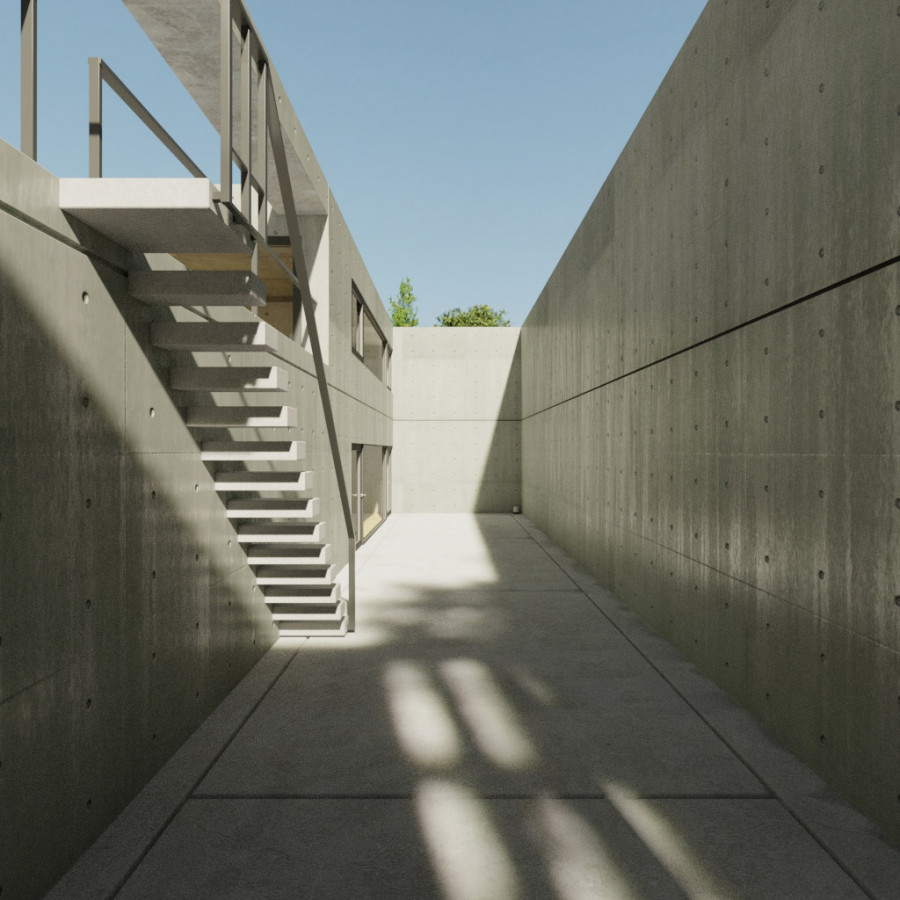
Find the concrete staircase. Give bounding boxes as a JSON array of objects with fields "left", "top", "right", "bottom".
[{"left": 136, "top": 268, "right": 347, "bottom": 637}]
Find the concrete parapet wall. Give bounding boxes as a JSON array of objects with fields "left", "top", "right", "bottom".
[
  {"left": 393, "top": 328, "right": 521, "bottom": 512},
  {"left": 521, "top": 1, "right": 900, "bottom": 843}
]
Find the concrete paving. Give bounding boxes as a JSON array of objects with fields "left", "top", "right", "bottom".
[{"left": 50, "top": 514, "right": 900, "bottom": 899}]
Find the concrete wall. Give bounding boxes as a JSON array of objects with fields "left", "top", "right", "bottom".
[
  {"left": 393, "top": 328, "right": 521, "bottom": 512},
  {"left": 0, "top": 137, "right": 391, "bottom": 898},
  {"left": 521, "top": 1, "right": 899, "bottom": 844}
]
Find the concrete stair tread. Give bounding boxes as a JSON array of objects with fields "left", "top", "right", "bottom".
[
  {"left": 276, "top": 617, "right": 349, "bottom": 637},
  {"left": 246, "top": 544, "right": 330, "bottom": 564},
  {"left": 270, "top": 599, "right": 346, "bottom": 621},
  {"left": 151, "top": 321, "right": 280, "bottom": 352},
  {"left": 262, "top": 583, "right": 339, "bottom": 601},
  {"left": 255, "top": 564, "right": 334, "bottom": 584},
  {"left": 187, "top": 406, "right": 297, "bottom": 428},
  {"left": 226, "top": 497, "right": 319, "bottom": 518},
  {"left": 201, "top": 441, "right": 304, "bottom": 461},
  {"left": 170, "top": 367, "right": 289, "bottom": 392},
  {"left": 130, "top": 270, "right": 266, "bottom": 306},
  {"left": 272, "top": 611, "right": 344, "bottom": 622},
  {"left": 237, "top": 523, "right": 323, "bottom": 543},
  {"left": 215, "top": 471, "right": 312, "bottom": 491}
]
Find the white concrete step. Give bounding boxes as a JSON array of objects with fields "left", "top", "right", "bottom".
[
  {"left": 200, "top": 441, "right": 303, "bottom": 461},
  {"left": 271, "top": 601, "right": 346, "bottom": 623},
  {"left": 255, "top": 564, "right": 334, "bottom": 585},
  {"left": 215, "top": 470, "right": 312, "bottom": 491},
  {"left": 278, "top": 624, "right": 348, "bottom": 637},
  {"left": 237, "top": 523, "right": 323, "bottom": 543},
  {"left": 186, "top": 406, "right": 296, "bottom": 427},
  {"left": 130, "top": 270, "right": 266, "bottom": 306},
  {"left": 275, "top": 608, "right": 348, "bottom": 637},
  {"left": 263, "top": 583, "right": 340, "bottom": 604},
  {"left": 226, "top": 497, "right": 319, "bottom": 519},
  {"left": 246, "top": 544, "right": 330, "bottom": 565},
  {"left": 151, "top": 321, "right": 279, "bottom": 352},
  {"left": 170, "top": 366, "right": 289, "bottom": 392}
]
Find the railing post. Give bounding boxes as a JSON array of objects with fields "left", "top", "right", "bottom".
[
  {"left": 88, "top": 58, "right": 102, "bottom": 177},
  {"left": 219, "top": 0, "right": 233, "bottom": 204},
  {"left": 20, "top": 0, "right": 36, "bottom": 160}
]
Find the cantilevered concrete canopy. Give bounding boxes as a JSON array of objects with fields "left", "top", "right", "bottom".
[{"left": 122, "top": 0, "right": 329, "bottom": 219}]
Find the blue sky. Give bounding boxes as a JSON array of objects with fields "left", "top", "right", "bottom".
[{"left": 1, "top": 0, "right": 706, "bottom": 325}]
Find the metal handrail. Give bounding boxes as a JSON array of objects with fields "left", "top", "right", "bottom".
[
  {"left": 221, "top": 0, "right": 357, "bottom": 629},
  {"left": 88, "top": 57, "right": 206, "bottom": 179}
]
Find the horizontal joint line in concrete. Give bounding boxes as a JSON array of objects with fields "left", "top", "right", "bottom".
[
  {"left": 357, "top": 588, "right": 583, "bottom": 594},
  {"left": 395, "top": 417, "right": 522, "bottom": 423},
  {"left": 0, "top": 668, "right": 62, "bottom": 709},
  {"left": 190, "top": 791, "right": 774, "bottom": 801},
  {"left": 0, "top": 196, "right": 128, "bottom": 277},
  {"left": 327, "top": 379, "right": 394, "bottom": 420},
  {"left": 622, "top": 526, "right": 900, "bottom": 658},
  {"left": 522, "top": 253, "right": 900, "bottom": 422}
]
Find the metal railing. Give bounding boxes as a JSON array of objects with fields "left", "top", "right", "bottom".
[{"left": 88, "top": 58, "right": 206, "bottom": 179}]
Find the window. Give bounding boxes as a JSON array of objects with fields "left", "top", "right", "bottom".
[
  {"left": 351, "top": 286, "right": 363, "bottom": 361},
  {"left": 351, "top": 283, "right": 389, "bottom": 384},
  {"left": 352, "top": 444, "right": 392, "bottom": 544}
]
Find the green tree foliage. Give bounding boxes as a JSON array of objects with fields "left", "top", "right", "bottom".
[
  {"left": 435, "top": 304, "right": 510, "bottom": 327},
  {"left": 388, "top": 278, "right": 419, "bottom": 327}
]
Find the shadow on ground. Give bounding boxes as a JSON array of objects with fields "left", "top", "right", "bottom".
[{"left": 101, "top": 514, "right": 892, "bottom": 900}]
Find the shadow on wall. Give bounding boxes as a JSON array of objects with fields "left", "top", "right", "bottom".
[
  {"left": 392, "top": 327, "right": 522, "bottom": 513},
  {"left": 0, "top": 250, "right": 275, "bottom": 899},
  {"left": 474, "top": 335, "right": 522, "bottom": 513}
]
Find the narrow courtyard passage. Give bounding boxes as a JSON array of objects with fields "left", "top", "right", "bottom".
[{"left": 52, "top": 515, "right": 900, "bottom": 899}]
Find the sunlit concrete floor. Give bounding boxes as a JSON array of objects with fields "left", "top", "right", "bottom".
[{"left": 51, "top": 514, "right": 900, "bottom": 899}]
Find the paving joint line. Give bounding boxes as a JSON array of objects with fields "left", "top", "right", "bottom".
[
  {"left": 189, "top": 791, "right": 774, "bottom": 802},
  {"left": 110, "top": 645, "right": 301, "bottom": 898}
]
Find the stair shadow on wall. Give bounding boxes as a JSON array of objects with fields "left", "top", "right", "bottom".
[{"left": 0, "top": 260, "right": 278, "bottom": 900}]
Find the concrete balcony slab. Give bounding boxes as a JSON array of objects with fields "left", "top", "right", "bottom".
[{"left": 59, "top": 178, "right": 252, "bottom": 253}]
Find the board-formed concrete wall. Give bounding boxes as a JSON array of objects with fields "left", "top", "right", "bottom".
[
  {"left": 0, "top": 139, "right": 391, "bottom": 898},
  {"left": 521, "top": 1, "right": 899, "bottom": 843},
  {"left": 393, "top": 328, "right": 521, "bottom": 512}
]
